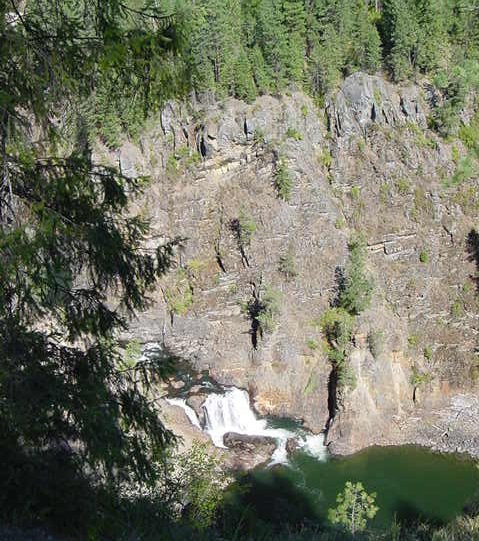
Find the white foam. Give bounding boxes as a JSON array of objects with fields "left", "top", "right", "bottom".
[
  {"left": 202, "top": 387, "right": 294, "bottom": 464},
  {"left": 168, "top": 386, "right": 328, "bottom": 465},
  {"left": 165, "top": 397, "right": 202, "bottom": 429},
  {"left": 299, "top": 434, "right": 328, "bottom": 461}
]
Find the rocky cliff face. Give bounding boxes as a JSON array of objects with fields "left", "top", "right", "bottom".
[{"left": 103, "top": 72, "right": 479, "bottom": 458}]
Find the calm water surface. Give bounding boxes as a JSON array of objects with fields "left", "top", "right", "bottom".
[{"left": 234, "top": 446, "right": 479, "bottom": 529}]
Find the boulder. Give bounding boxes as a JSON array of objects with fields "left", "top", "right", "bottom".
[
  {"left": 286, "top": 438, "right": 299, "bottom": 456},
  {"left": 170, "top": 379, "right": 185, "bottom": 390},
  {"left": 186, "top": 393, "right": 207, "bottom": 426},
  {"left": 223, "top": 432, "right": 276, "bottom": 470},
  {"left": 223, "top": 432, "right": 276, "bottom": 452}
]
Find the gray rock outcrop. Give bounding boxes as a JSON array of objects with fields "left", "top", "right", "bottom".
[{"left": 101, "top": 72, "right": 479, "bottom": 460}]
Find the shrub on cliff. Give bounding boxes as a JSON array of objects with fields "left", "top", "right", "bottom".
[
  {"left": 320, "top": 308, "right": 356, "bottom": 389},
  {"left": 232, "top": 208, "right": 257, "bottom": 249},
  {"left": 257, "top": 286, "right": 282, "bottom": 334},
  {"left": 339, "top": 236, "right": 374, "bottom": 315},
  {"left": 242, "top": 284, "right": 281, "bottom": 347},
  {"left": 274, "top": 158, "right": 293, "bottom": 202},
  {"left": 278, "top": 250, "right": 298, "bottom": 280}
]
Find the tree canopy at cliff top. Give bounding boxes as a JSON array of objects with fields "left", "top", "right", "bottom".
[{"left": 180, "top": 0, "right": 479, "bottom": 99}]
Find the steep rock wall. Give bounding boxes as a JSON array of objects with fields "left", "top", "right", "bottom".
[{"left": 103, "top": 72, "right": 479, "bottom": 457}]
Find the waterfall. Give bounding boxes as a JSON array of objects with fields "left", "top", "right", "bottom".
[
  {"left": 165, "top": 397, "right": 202, "bottom": 429},
  {"left": 167, "top": 386, "right": 328, "bottom": 465},
  {"left": 202, "top": 387, "right": 295, "bottom": 464}
]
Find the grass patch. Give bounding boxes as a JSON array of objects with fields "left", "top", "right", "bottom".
[
  {"left": 285, "top": 127, "right": 303, "bottom": 141},
  {"left": 395, "top": 178, "right": 411, "bottom": 195},
  {"left": 419, "top": 250, "right": 429, "bottom": 263},
  {"left": 451, "top": 299, "right": 464, "bottom": 318},
  {"left": 408, "top": 334, "right": 419, "bottom": 347},
  {"left": 423, "top": 346, "right": 433, "bottom": 361},
  {"left": 303, "top": 372, "right": 317, "bottom": 396},
  {"left": 319, "top": 149, "right": 332, "bottom": 169}
]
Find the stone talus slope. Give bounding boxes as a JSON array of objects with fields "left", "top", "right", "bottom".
[{"left": 111, "top": 72, "right": 479, "bottom": 457}]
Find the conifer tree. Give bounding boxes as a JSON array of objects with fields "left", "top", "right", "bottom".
[
  {"left": 0, "top": 0, "right": 184, "bottom": 494},
  {"left": 328, "top": 481, "right": 379, "bottom": 535},
  {"left": 189, "top": 4, "right": 217, "bottom": 92},
  {"left": 281, "top": 0, "right": 307, "bottom": 82},
  {"left": 415, "top": 0, "right": 449, "bottom": 73},
  {"left": 382, "top": 0, "right": 421, "bottom": 80},
  {"left": 249, "top": 44, "right": 272, "bottom": 94},
  {"left": 256, "top": 0, "right": 289, "bottom": 90},
  {"left": 309, "top": 24, "right": 345, "bottom": 94},
  {"left": 235, "top": 48, "right": 257, "bottom": 101},
  {"left": 353, "top": 1, "right": 382, "bottom": 72},
  {"left": 339, "top": 236, "right": 374, "bottom": 315}
]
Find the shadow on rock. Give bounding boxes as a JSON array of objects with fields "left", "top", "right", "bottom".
[{"left": 466, "top": 229, "right": 479, "bottom": 293}]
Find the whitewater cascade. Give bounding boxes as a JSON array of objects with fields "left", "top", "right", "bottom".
[
  {"left": 165, "top": 397, "right": 202, "bottom": 429},
  {"left": 202, "top": 387, "right": 327, "bottom": 464}
]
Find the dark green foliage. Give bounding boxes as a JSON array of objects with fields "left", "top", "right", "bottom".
[
  {"left": 2, "top": 1, "right": 479, "bottom": 538},
  {"left": 147, "top": 0, "right": 479, "bottom": 134},
  {"left": 234, "top": 49, "right": 257, "bottom": 101},
  {"left": 243, "top": 284, "right": 281, "bottom": 347},
  {"left": 320, "top": 235, "right": 374, "bottom": 392},
  {"left": 281, "top": 0, "right": 307, "bottom": 82},
  {"left": 339, "top": 236, "right": 374, "bottom": 316},
  {"left": 257, "top": 286, "right": 281, "bottom": 334},
  {"left": 274, "top": 157, "right": 293, "bottom": 201},
  {"left": 0, "top": 0, "right": 186, "bottom": 523},
  {"left": 253, "top": 0, "right": 290, "bottom": 89},
  {"left": 431, "top": 60, "right": 479, "bottom": 136},
  {"left": 0, "top": 440, "right": 230, "bottom": 539},
  {"left": 321, "top": 308, "right": 356, "bottom": 389},
  {"left": 232, "top": 208, "right": 257, "bottom": 252}
]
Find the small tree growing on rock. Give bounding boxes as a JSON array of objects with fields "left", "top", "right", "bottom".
[
  {"left": 242, "top": 283, "right": 281, "bottom": 348},
  {"left": 278, "top": 249, "right": 298, "bottom": 280},
  {"left": 328, "top": 481, "right": 379, "bottom": 536},
  {"left": 257, "top": 285, "right": 281, "bottom": 334},
  {"left": 274, "top": 157, "right": 293, "bottom": 202},
  {"left": 320, "top": 307, "right": 356, "bottom": 389},
  {"left": 339, "top": 236, "right": 374, "bottom": 315}
]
